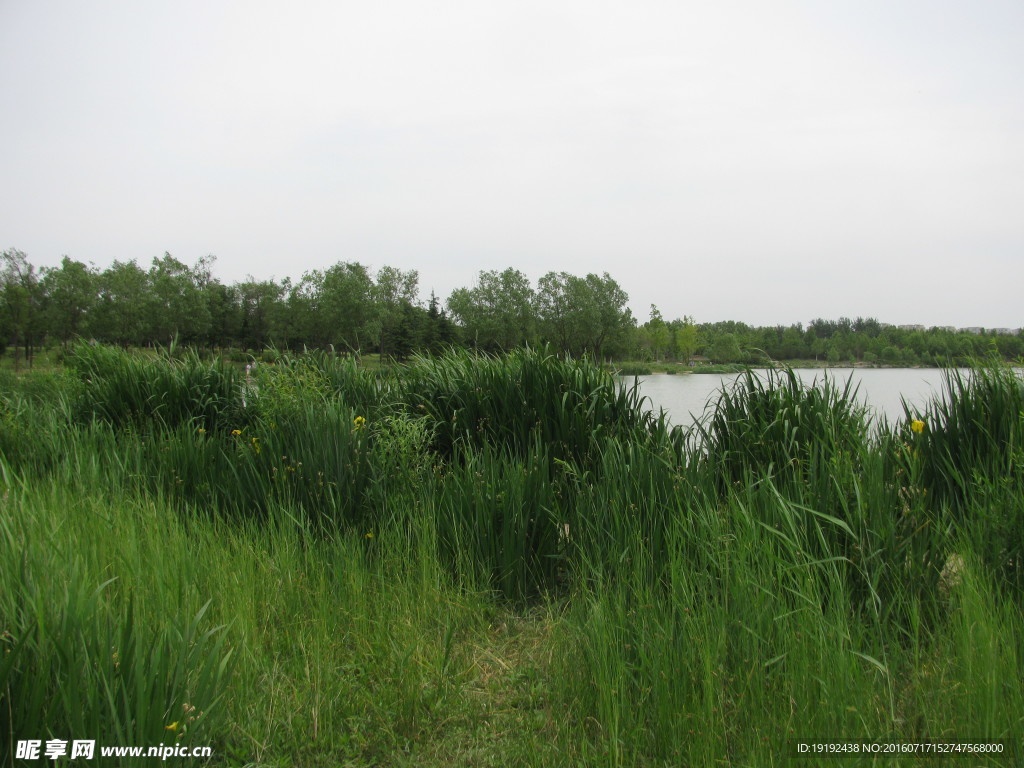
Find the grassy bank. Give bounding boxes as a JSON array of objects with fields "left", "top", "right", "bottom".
[{"left": 2, "top": 346, "right": 1022, "bottom": 766}]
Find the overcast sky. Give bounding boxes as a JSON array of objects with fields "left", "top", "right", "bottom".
[{"left": 2, "top": 0, "right": 1021, "bottom": 328}]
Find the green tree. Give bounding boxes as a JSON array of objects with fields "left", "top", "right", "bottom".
[
  {"left": 671, "top": 315, "right": 699, "bottom": 363},
  {"left": 709, "top": 332, "right": 742, "bottom": 363},
  {"left": 321, "top": 262, "right": 374, "bottom": 352},
  {"left": 1, "top": 249, "right": 45, "bottom": 368},
  {"left": 423, "top": 291, "right": 457, "bottom": 354},
  {"left": 381, "top": 300, "right": 423, "bottom": 362},
  {"left": 583, "top": 273, "right": 633, "bottom": 360},
  {"left": 534, "top": 272, "right": 576, "bottom": 354},
  {"left": 204, "top": 282, "right": 244, "bottom": 349},
  {"left": 237, "top": 278, "right": 286, "bottom": 350},
  {"left": 780, "top": 325, "right": 807, "bottom": 359},
  {"left": 447, "top": 268, "right": 535, "bottom": 351},
  {"left": 92, "top": 260, "right": 150, "bottom": 347},
  {"left": 371, "top": 266, "right": 419, "bottom": 360},
  {"left": 643, "top": 305, "right": 671, "bottom": 361},
  {"left": 535, "top": 271, "right": 633, "bottom": 359},
  {"left": 146, "top": 254, "right": 213, "bottom": 344},
  {"left": 285, "top": 272, "right": 324, "bottom": 348},
  {"left": 40, "top": 256, "right": 97, "bottom": 350}
]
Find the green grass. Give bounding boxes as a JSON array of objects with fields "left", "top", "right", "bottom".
[{"left": 1, "top": 348, "right": 1022, "bottom": 766}]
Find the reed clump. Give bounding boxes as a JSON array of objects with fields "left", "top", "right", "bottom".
[
  {"left": 904, "top": 363, "right": 1024, "bottom": 588},
  {"left": 395, "top": 347, "right": 658, "bottom": 463}
]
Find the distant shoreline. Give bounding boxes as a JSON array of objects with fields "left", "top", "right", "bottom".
[{"left": 609, "top": 360, "right": 979, "bottom": 376}]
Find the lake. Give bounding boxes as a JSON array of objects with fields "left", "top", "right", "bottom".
[{"left": 620, "top": 368, "right": 958, "bottom": 429}]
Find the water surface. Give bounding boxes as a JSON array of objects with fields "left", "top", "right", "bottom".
[{"left": 620, "top": 368, "right": 956, "bottom": 429}]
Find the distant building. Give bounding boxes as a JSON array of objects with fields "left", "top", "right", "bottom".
[
  {"left": 991, "top": 328, "right": 1017, "bottom": 335},
  {"left": 960, "top": 327, "right": 984, "bottom": 335},
  {"left": 898, "top": 324, "right": 925, "bottom": 331}
]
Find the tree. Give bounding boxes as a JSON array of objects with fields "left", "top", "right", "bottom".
[
  {"left": 534, "top": 272, "right": 576, "bottom": 353},
  {"left": 643, "top": 305, "right": 671, "bottom": 361},
  {"left": 671, "top": 315, "right": 699, "bottom": 363},
  {"left": 370, "top": 266, "right": 419, "bottom": 360},
  {"left": 381, "top": 300, "right": 423, "bottom": 362},
  {"left": 40, "top": 256, "right": 97, "bottom": 350},
  {"left": 535, "top": 271, "right": 633, "bottom": 359},
  {"left": 285, "top": 272, "right": 323, "bottom": 348},
  {"left": 1, "top": 249, "right": 45, "bottom": 368},
  {"left": 92, "top": 260, "right": 150, "bottom": 347},
  {"left": 236, "top": 278, "right": 286, "bottom": 349},
  {"left": 422, "top": 291, "right": 457, "bottom": 354},
  {"left": 205, "top": 282, "right": 244, "bottom": 349},
  {"left": 320, "top": 262, "right": 373, "bottom": 352},
  {"left": 283, "top": 263, "right": 375, "bottom": 351},
  {"left": 780, "top": 325, "right": 807, "bottom": 359},
  {"left": 446, "top": 268, "right": 535, "bottom": 351},
  {"left": 709, "top": 333, "right": 742, "bottom": 363},
  {"left": 146, "top": 254, "right": 213, "bottom": 344}
]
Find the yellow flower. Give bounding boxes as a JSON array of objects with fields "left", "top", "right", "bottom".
[
  {"left": 165, "top": 722, "right": 179, "bottom": 732},
  {"left": 353, "top": 416, "right": 367, "bottom": 431},
  {"left": 197, "top": 428, "right": 206, "bottom": 434},
  {"left": 910, "top": 420, "right": 926, "bottom": 434},
  {"left": 365, "top": 532, "right": 374, "bottom": 539},
  {"left": 251, "top": 437, "right": 261, "bottom": 454},
  {"left": 231, "top": 429, "right": 242, "bottom": 436}
]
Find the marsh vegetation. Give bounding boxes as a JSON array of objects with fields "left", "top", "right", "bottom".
[{"left": 1, "top": 346, "right": 1022, "bottom": 766}]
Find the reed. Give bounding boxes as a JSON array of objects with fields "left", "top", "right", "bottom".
[
  {"left": 67, "top": 343, "right": 245, "bottom": 433},
  {"left": 905, "top": 363, "right": 1024, "bottom": 587},
  {"left": 0, "top": 488, "right": 233, "bottom": 765},
  {"left": 2, "top": 349, "right": 1023, "bottom": 766},
  {"left": 396, "top": 347, "right": 657, "bottom": 464},
  {"left": 696, "top": 368, "right": 871, "bottom": 494}
]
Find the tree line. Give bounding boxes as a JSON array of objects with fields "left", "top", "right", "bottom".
[
  {"left": 688, "top": 318, "right": 1024, "bottom": 367},
  {"left": 0, "top": 251, "right": 635, "bottom": 364},
  {"left": 2, "top": 248, "right": 1019, "bottom": 367}
]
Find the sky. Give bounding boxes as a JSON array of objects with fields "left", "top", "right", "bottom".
[{"left": 1, "top": 0, "right": 1022, "bottom": 329}]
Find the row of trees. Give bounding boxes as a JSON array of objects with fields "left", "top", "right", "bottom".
[
  {"left": 691, "top": 319, "right": 1024, "bottom": 366},
  {"left": 3, "top": 249, "right": 1020, "bottom": 367},
  {"left": 0, "top": 250, "right": 463, "bottom": 365},
  {"left": 0, "top": 251, "right": 635, "bottom": 364},
  {"left": 446, "top": 268, "right": 634, "bottom": 358}
]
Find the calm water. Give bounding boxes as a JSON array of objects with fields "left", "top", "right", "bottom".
[{"left": 620, "top": 368, "right": 958, "bottom": 429}]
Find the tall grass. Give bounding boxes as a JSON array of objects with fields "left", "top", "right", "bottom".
[
  {"left": 249, "top": 349, "right": 389, "bottom": 420},
  {"left": 425, "top": 439, "right": 562, "bottom": 601},
  {"left": 0, "top": 487, "right": 234, "bottom": 765},
  {"left": 695, "top": 368, "right": 871, "bottom": 500},
  {"left": 67, "top": 343, "right": 245, "bottom": 432},
  {"left": 905, "top": 364, "right": 1024, "bottom": 588},
  {"left": 2, "top": 348, "right": 1023, "bottom": 765},
  {"left": 396, "top": 347, "right": 658, "bottom": 463},
  {"left": 0, "top": 470, "right": 503, "bottom": 766}
]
